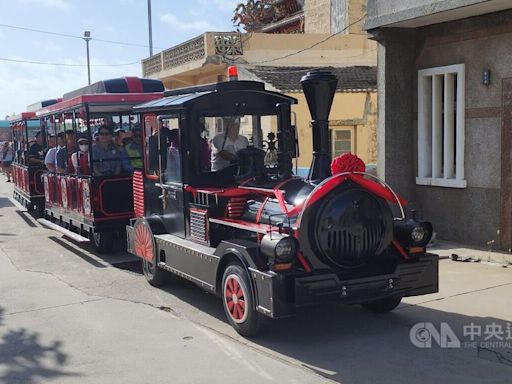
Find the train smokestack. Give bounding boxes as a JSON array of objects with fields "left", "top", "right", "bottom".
[{"left": 300, "top": 70, "right": 338, "bottom": 181}]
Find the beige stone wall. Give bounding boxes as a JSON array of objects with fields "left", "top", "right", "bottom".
[
  {"left": 304, "top": 0, "right": 368, "bottom": 34},
  {"left": 291, "top": 91, "right": 377, "bottom": 169},
  {"left": 347, "top": 0, "right": 367, "bottom": 34},
  {"left": 304, "top": 0, "right": 331, "bottom": 33}
]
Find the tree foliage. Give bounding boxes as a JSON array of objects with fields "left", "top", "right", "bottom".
[{"left": 232, "top": 0, "right": 277, "bottom": 32}]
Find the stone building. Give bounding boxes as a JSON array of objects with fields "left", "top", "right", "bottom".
[{"left": 365, "top": 0, "right": 512, "bottom": 250}]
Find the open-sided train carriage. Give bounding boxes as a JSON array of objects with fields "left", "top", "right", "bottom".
[
  {"left": 9, "top": 101, "right": 58, "bottom": 214},
  {"left": 36, "top": 77, "right": 164, "bottom": 253},
  {"left": 126, "top": 68, "right": 439, "bottom": 336}
]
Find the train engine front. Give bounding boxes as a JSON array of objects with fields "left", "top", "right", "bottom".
[
  {"left": 236, "top": 70, "right": 438, "bottom": 320},
  {"left": 127, "top": 69, "right": 439, "bottom": 337}
]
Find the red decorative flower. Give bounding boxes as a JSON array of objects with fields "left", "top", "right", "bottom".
[{"left": 331, "top": 153, "right": 366, "bottom": 175}]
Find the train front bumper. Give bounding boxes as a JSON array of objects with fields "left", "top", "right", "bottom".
[{"left": 250, "top": 253, "right": 439, "bottom": 319}]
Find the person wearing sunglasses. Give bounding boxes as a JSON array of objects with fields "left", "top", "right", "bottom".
[{"left": 92, "top": 125, "right": 121, "bottom": 176}]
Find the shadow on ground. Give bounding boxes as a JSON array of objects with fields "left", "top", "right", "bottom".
[
  {"left": 152, "top": 274, "right": 512, "bottom": 383},
  {"left": 0, "top": 306, "right": 81, "bottom": 384},
  {"left": 0, "top": 198, "right": 14, "bottom": 209}
]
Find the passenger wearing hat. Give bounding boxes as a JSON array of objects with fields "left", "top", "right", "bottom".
[{"left": 71, "top": 136, "right": 90, "bottom": 175}]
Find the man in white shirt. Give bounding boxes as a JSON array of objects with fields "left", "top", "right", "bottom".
[
  {"left": 210, "top": 117, "right": 248, "bottom": 172},
  {"left": 44, "top": 133, "right": 62, "bottom": 172}
]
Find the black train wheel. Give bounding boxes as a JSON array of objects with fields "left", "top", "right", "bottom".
[
  {"left": 134, "top": 219, "right": 171, "bottom": 287},
  {"left": 92, "top": 232, "right": 114, "bottom": 254}
]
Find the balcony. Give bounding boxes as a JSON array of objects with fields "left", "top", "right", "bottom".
[
  {"left": 142, "top": 31, "right": 376, "bottom": 89},
  {"left": 142, "top": 32, "right": 243, "bottom": 77}
]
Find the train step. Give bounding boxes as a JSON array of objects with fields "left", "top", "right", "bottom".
[{"left": 37, "top": 218, "right": 90, "bottom": 243}]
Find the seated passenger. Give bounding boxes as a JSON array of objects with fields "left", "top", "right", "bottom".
[
  {"left": 211, "top": 117, "right": 248, "bottom": 172},
  {"left": 124, "top": 128, "right": 143, "bottom": 169},
  {"left": 45, "top": 133, "right": 64, "bottom": 172},
  {"left": 71, "top": 136, "right": 90, "bottom": 176},
  {"left": 113, "top": 128, "right": 133, "bottom": 173},
  {"left": 28, "top": 131, "right": 44, "bottom": 165},
  {"left": 56, "top": 129, "right": 76, "bottom": 174},
  {"left": 114, "top": 128, "right": 126, "bottom": 150},
  {"left": 92, "top": 125, "right": 121, "bottom": 176}
]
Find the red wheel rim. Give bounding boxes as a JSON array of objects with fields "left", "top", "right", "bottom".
[
  {"left": 134, "top": 223, "right": 154, "bottom": 263},
  {"left": 224, "top": 275, "right": 247, "bottom": 323}
]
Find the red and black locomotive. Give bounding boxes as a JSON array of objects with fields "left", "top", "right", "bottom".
[{"left": 127, "top": 68, "right": 438, "bottom": 336}]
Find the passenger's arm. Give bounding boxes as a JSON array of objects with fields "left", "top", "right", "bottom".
[
  {"left": 44, "top": 150, "right": 56, "bottom": 172},
  {"left": 55, "top": 150, "right": 67, "bottom": 174},
  {"left": 93, "top": 163, "right": 102, "bottom": 176}
]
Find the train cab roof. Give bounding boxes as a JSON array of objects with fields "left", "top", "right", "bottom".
[
  {"left": 133, "top": 80, "right": 297, "bottom": 114},
  {"left": 36, "top": 77, "right": 165, "bottom": 117}
]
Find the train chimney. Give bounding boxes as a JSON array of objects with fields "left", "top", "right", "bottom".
[{"left": 300, "top": 70, "right": 338, "bottom": 181}]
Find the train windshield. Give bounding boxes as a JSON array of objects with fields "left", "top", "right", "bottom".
[{"left": 200, "top": 114, "right": 279, "bottom": 173}]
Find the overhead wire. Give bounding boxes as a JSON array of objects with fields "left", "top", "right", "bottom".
[
  {"left": 0, "top": 23, "right": 166, "bottom": 50},
  {"left": 0, "top": 57, "right": 140, "bottom": 67},
  {"left": 0, "top": 14, "right": 369, "bottom": 69},
  {"left": 223, "top": 14, "right": 367, "bottom": 66}
]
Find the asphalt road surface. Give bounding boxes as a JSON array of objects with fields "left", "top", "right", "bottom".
[{"left": 0, "top": 178, "right": 511, "bottom": 384}]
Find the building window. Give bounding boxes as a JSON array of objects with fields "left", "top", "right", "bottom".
[
  {"left": 417, "top": 64, "right": 466, "bottom": 188},
  {"left": 332, "top": 128, "right": 353, "bottom": 157}
]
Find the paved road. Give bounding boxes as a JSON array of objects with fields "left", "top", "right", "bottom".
[{"left": 0, "top": 177, "right": 511, "bottom": 384}]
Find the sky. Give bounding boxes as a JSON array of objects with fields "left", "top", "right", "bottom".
[{"left": 0, "top": 0, "right": 239, "bottom": 118}]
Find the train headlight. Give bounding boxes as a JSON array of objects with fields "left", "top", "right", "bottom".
[
  {"left": 394, "top": 219, "right": 433, "bottom": 247},
  {"left": 411, "top": 226, "right": 427, "bottom": 243},
  {"left": 261, "top": 234, "right": 298, "bottom": 264}
]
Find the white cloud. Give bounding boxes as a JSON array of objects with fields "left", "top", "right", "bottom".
[
  {"left": 18, "top": 0, "right": 71, "bottom": 10},
  {"left": 160, "top": 13, "right": 221, "bottom": 32}
]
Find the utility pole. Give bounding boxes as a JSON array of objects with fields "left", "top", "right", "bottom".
[
  {"left": 147, "top": 0, "right": 153, "bottom": 56},
  {"left": 83, "top": 31, "right": 92, "bottom": 85}
]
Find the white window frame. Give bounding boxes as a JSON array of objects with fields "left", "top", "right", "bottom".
[
  {"left": 331, "top": 127, "right": 355, "bottom": 157},
  {"left": 417, "top": 64, "right": 466, "bottom": 188}
]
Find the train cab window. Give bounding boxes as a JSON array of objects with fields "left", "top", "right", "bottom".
[
  {"left": 160, "top": 116, "right": 181, "bottom": 184},
  {"left": 200, "top": 114, "right": 278, "bottom": 173},
  {"left": 143, "top": 114, "right": 181, "bottom": 181}
]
